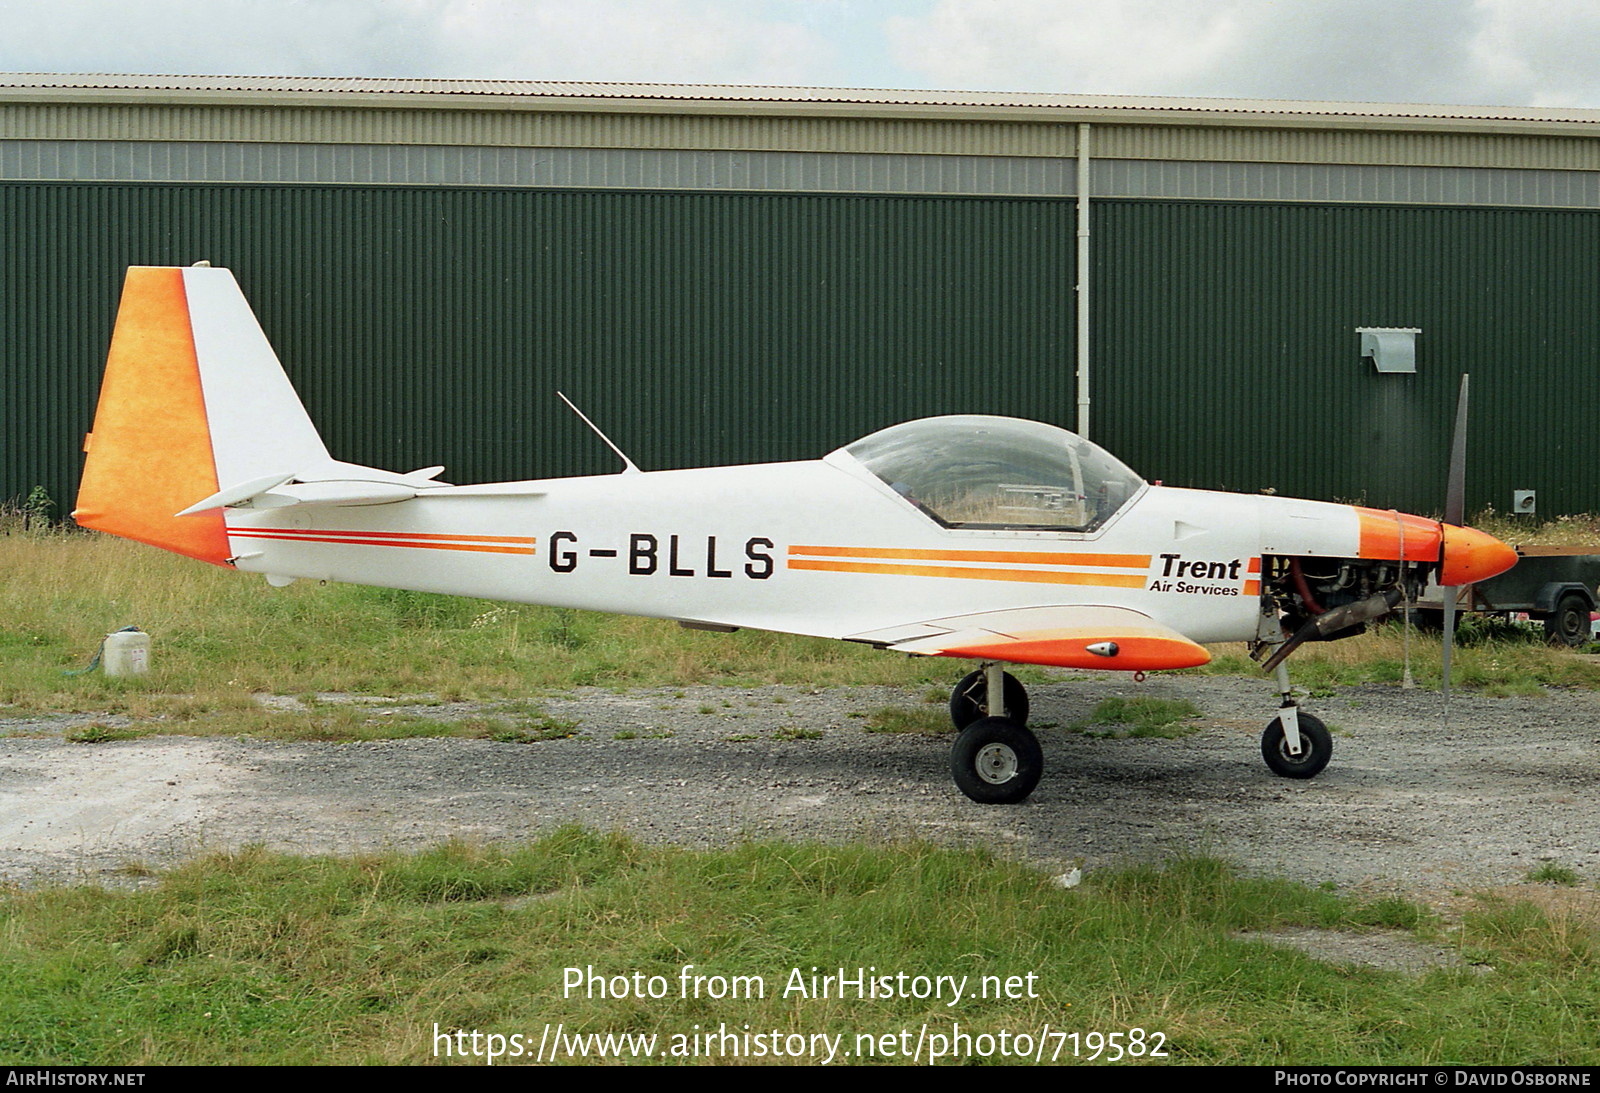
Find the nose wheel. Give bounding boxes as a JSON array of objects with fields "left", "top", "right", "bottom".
[
  {"left": 1257, "top": 661, "right": 1332, "bottom": 779},
  {"left": 1260, "top": 712, "right": 1332, "bottom": 778}
]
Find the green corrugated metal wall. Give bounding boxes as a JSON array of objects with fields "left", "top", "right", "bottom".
[
  {"left": 2, "top": 182, "right": 1077, "bottom": 518},
  {"left": 4, "top": 182, "right": 1598, "bottom": 522},
  {"left": 1095, "top": 200, "right": 1600, "bottom": 516}
]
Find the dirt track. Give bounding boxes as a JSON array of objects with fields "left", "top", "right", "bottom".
[{"left": 3, "top": 672, "right": 1598, "bottom": 896}]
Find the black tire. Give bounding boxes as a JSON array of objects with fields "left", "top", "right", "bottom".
[
  {"left": 1260, "top": 712, "right": 1332, "bottom": 779},
  {"left": 949, "top": 669, "right": 1030, "bottom": 730},
  {"left": 951, "top": 717, "right": 1043, "bottom": 804},
  {"left": 1544, "top": 592, "right": 1591, "bottom": 647}
]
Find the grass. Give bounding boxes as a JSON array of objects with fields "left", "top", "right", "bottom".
[
  {"left": 484, "top": 719, "right": 581, "bottom": 743},
  {"left": 1070, "top": 697, "right": 1204, "bottom": 739},
  {"left": 1527, "top": 863, "right": 1584, "bottom": 887},
  {"left": 63, "top": 723, "right": 144, "bottom": 744},
  {"left": 1475, "top": 510, "right": 1600, "bottom": 549},
  {"left": 0, "top": 831, "right": 1596, "bottom": 1066},
  {"left": 862, "top": 706, "right": 952, "bottom": 735}
]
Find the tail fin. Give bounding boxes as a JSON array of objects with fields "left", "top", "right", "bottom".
[{"left": 74, "top": 265, "right": 332, "bottom": 565}]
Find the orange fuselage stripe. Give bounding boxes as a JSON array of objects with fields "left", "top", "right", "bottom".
[
  {"left": 788, "top": 558, "right": 1148, "bottom": 588},
  {"left": 236, "top": 527, "right": 536, "bottom": 545},
  {"left": 229, "top": 530, "right": 535, "bottom": 555},
  {"left": 790, "top": 544, "right": 1150, "bottom": 568}
]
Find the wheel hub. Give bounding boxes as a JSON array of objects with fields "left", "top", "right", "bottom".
[{"left": 974, "top": 742, "right": 1019, "bottom": 784}]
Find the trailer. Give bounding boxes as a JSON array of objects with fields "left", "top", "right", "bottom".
[{"left": 1417, "top": 546, "right": 1600, "bottom": 646}]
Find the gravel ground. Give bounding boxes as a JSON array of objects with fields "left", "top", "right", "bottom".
[{"left": 3, "top": 672, "right": 1598, "bottom": 901}]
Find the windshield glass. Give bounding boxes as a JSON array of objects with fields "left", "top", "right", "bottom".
[{"left": 842, "top": 416, "right": 1143, "bottom": 532}]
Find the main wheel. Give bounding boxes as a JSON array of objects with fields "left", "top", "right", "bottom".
[
  {"left": 951, "top": 717, "right": 1043, "bottom": 804},
  {"left": 1260, "top": 712, "right": 1332, "bottom": 779},
  {"left": 1544, "top": 592, "right": 1591, "bottom": 647},
  {"left": 949, "top": 669, "right": 1030, "bottom": 730}
]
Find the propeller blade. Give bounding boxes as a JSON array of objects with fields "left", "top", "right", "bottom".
[
  {"left": 1445, "top": 374, "right": 1469, "bottom": 528},
  {"left": 1400, "top": 588, "right": 1414, "bottom": 689},
  {"left": 1441, "top": 590, "right": 1456, "bottom": 710},
  {"left": 1441, "top": 372, "right": 1470, "bottom": 711}
]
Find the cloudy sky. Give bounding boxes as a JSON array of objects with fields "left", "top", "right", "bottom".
[{"left": 2, "top": 0, "right": 1598, "bottom": 109}]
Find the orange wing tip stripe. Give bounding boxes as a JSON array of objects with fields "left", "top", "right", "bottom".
[
  {"left": 932, "top": 633, "right": 1212, "bottom": 672},
  {"left": 1354, "top": 507, "right": 1442, "bottom": 562},
  {"left": 789, "top": 545, "right": 1151, "bottom": 568},
  {"left": 789, "top": 558, "right": 1148, "bottom": 588}
]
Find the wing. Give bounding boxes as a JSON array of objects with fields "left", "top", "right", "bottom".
[{"left": 847, "top": 605, "right": 1211, "bottom": 671}]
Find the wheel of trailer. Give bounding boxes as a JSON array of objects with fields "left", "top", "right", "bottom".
[
  {"left": 951, "top": 717, "right": 1043, "bottom": 804},
  {"left": 949, "top": 669, "right": 1030, "bottom": 730},
  {"left": 1260, "top": 713, "right": 1332, "bottom": 780},
  {"left": 1544, "top": 592, "right": 1591, "bottom": 647}
]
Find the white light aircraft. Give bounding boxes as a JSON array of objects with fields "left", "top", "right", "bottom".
[{"left": 75, "top": 265, "right": 1519, "bottom": 803}]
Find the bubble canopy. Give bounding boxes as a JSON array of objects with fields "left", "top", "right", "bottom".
[{"left": 839, "top": 416, "right": 1145, "bottom": 532}]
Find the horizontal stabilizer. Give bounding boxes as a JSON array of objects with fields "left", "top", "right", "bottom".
[
  {"left": 177, "top": 471, "right": 548, "bottom": 516},
  {"left": 419, "top": 482, "right": 549, "bottom": 499},
  {"left": 176, "top": 464, "right": 446, "bottom": 515},
  {"left": 175, "top": 473, "right": 296, "bottom": 516},
  {"left": 853, "top": 605, "right": 1211, "bottom": 671},
  {"left": 242, "top": 480, "right": 421, "bottom": 510}
]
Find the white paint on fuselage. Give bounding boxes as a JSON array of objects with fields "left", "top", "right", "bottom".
[{"left": 225, "top": 461, "right": 1368, "bottom": 647}]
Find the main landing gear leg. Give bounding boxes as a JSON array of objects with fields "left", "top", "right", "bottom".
[
  {"left": 948, "top": 662, "right": 1042, "bottom": 805},
  {"left": 1260, "top": 660, "right": 1331, "bottom": 779},
  {"left": 1274, "top": 662, "right": 1302, "bottom": 756},
  {"left": 948, "top": 663, "right": 1030, "bottom": 729}
]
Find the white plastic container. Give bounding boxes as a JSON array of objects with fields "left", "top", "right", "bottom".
[{"left": 102, "top": 629, "right": 150, "bottom": 677}]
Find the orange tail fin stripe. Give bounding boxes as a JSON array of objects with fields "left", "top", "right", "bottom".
[{"left": 72, "top": 268, "right": 231, "bottom": 566}]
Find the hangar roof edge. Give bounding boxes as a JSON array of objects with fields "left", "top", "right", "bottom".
[{"left": 2, "top": 74, "right": 1598, "bottom": 134}]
